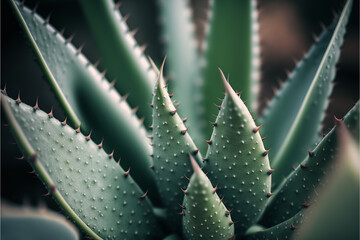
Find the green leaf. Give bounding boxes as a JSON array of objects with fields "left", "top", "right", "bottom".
[
  {"left": 1, "top": 94, "right": 163, "bottom": 240},
  {"left": 260, "top": 0, "right": 353, "bottom": 186},
  {"left": 204, "top": 70, "right": 271, "bottom": 236},
  {"left": 158, "top": 0, "right": 204, "bottom": 147},
  {"left": 259, "top": 102, "right": 359, "bottom": 227},
  {"left": 294, "top": 121, "right": 359, "bottom": 240},
  {"left": 9, "top": 0, "right": 160, "bottom": 203},
  {"left": 77, "top": 0, "right": 157, "bottom": 126},
  {"left": 2, "top": 202, "right": 79, "bottom": 240},
  {"left": 202, "top": 0, "right": 260, "bottom": 139},
  {"left": 182, "top": 156, "right": 235, "bottom": 240},
  {"left": 152, "top": 60, "right": 203, "bottom": 233}
]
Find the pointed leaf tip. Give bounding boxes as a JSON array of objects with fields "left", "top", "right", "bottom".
[
  {"left": 148, "top": 56, "right": 159, "bottom": 75},
  {"left": 218, "top": 68, "right": 233, "bottom": 95},
  {"left": 189, "top": 154, "right": 200, "bottom": 175}
]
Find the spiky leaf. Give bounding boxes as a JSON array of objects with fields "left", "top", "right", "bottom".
[
  {"left": 1, "top": 94, "right": 162, "bottom": 240},
  {"left": 260, "top": 0, "right": 353, "bottom": 186},
  {"left": 77, "top": 0, "right": 157, "bottom": 126},
  {"left": 182, "top": 156, "right": 235, "bottom": 240},
  {"left": 9, "top": 0, "right": 159, "bottom": 202},
  {"left": 204, "top": 70, "right": 271, "bottom": 235},
  {"left": 158, "top": 0, "right": 203, "bottom": 147},
  {"left": 260, "top": 102, "right": 359, "bottom": 227},
  {"left": 152, "top": 61, "right": 202, "bottom": 233},
  {"left": 202, "top": 0, "right": 261, "bottom": 139}
]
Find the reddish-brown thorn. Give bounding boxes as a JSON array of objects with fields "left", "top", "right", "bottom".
[
  {"left": 180, "top": 187, "right": 188, "bottom": 195},
  {"left": 229, "top": 220, "right": 239, "bottom": 226},
  {"left": 243, "top": 100, "right": 248, "bottom": 104},
  {"left": 148, "top": 135, "right": 153, "bottom": 140},
  {"left": 117, "top": 158, "right": 121, "bottom": 164},
  {"left": 184, "top": 175, "right": 190, "bottom": 181},
  {"left": 225, "top": 208, "right": 233, "bottom": 217},
  {"left": 253, "top": 116, "right": 258, "bottom": 121},
  {"left": 114, "top": 1, "right": 121, "bottom": 10},
  {"left": 122, "top": 93, "right": 130, "bottom": 101},
  {"left": 262, "top": 136, "right": 267, "bottom": 141},
  {"left": 178, "top": 203, "right": 186, "bottom": 209},
  {"left": 131, "top": 106, "right": 139, "bottom": 114},
  {"left": 212, "top": 114, "right": 218, "bottom": 118},
  {"left": 308, "top": 150, "right": 314, "bottom": 157},
  {"left": 15, "top": 155, "right": 24, "bottom": 160},
  {"left": 236, "top": 91, "right": 243, "bottom": 96},
  {"left": 220, "top": 195, "right": 225, "bottom": 203},
  {"left": 66, "top": 34, "right": 75, "bottom": 44},
  {"left": 182, "top": 117, "right": 188, "bottom": 123},
  {"left": 204, "top": 139, "right": 212, "bottom": 145},
  {"left": 228, "top": 236, "right": 235, "bottom": 240},
  {"left": 213, "top": 184, "right": 218, "bottom": 193},
  {"left": 291, "top": 165, "right": 296, "bottom": 170},
  {"left": 140, "top": 190, "right": 148, "bottom": 199},
  {"left": 170, "top": 107, "right": 179, "bottom": 116},
  {"left": 108, "top": 150, "right": 114, "bottom": 158},
  {"left": 301, "top": 202, "right": 311, "bottom": 207},
  {"left": 85, "top": 130, "right": 92, "bottom": 141},
  {"left": 214, "top": 104, "right": 221, "bottom": 110},
  {"left": 192, "top": 149, "right": 199, "bottom": 155},
  {"left": 148, "top": 165, "right": 154, "bottom": 169},
  {"left": 28, "top": 170, "right": 35, "bottom": 174},
  {"left": 334, "top": 115, "right": 343, "bottom": 125},
  {"left": 149, "top": 125, "right": 153, "bottom": 130},
  {"left": 139, "top": 117, "right": 145, "bottom": 125},
  {"left": 217, "top": 97, "right": 223, "bottom": 102},
  {"left": 110, "top": 79, "right": 117, "bottom": 88},
  {"left": 178, "top": 210, "right": 185, "bottom": 215},
  {"left": 75, "top": 125, "right": 81, "bottom": 133},
  {"left": 33, "top": 97, "right": 39, "bottom": 110},
  {"left": 124, "top": 168, "right": 131, "bottom": 177},
  {"left": 16, "top": 92, "right": 21, "bottom": 104},
  {"left": 267, "top": 169, "right": 275, "bottom": 175},
  {"left": 48, "top": 108, "right": 54, "bottom": 118},
  {"left": 300, "top": 163, "right": 308, "bottom": 168},
  {"left": 263, "top": 148, "right": 270, "bottom": 156},
  {"left": 291, "top": 222, "right": 297, "bottom": 230},
  {"left": 181, "top": 126, "right": 189, "bottom": 135},
  {"left": 169, "top": 92, "right": 175, "bottom": 98},
  {"left": 210, "top": 121, "right": 217, "bottom": 127},
  {"left": 267, "top": 192, "right": 273, "bottom": 198},
  {"left": 98, "top": 138, "right": 104, "bottom": 148},
  {"left": 76, "top": 43, "right": 85, "bottom": 54},
  {"left": 42, "top": 192, "right": 51, "bottom": 197},
  {"left": 149, "top": 103, "right": 153, "bottom": 108},
  {"left": 1, "top": 84, "right": 7, "bottom": 94},
  {"left": 253, "top": 124, "right": 263, "bottom": 133}
]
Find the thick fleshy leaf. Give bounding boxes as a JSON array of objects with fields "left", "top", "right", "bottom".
[
  {"left": 152, "top": 61, "right": 203, "bottom": 233},
  {"left": 260, "top": 0, "right": 353, "bottom": 186},
  {"left": 158, "top": 0, "right": 203, "bottom": 147},
  {"left": 295, "top": 121, "right": 359, "bottom": 240},
  {"left": 1, "top": 94, "right": 163, "bottom": 240},
  {"left": 77, "top": 0, "right": 157, "bottom": 126},
  {"left": 182, "top": 156, "right": 235, "bottom": 240},
  {"left": 204, "top": 70, "right": 271, "bottom": 236},
  {"left": 2, "top": 202, "right": 79, "bottom": 240},
  {"left": 202, "top": 0, "right": 261, "bottom": 139},
  {"left": 260, "top": 102, "right": 359, "bottom": 227},
  {"left": 9, "top": 0, "right": 159, "bottom": 203}
]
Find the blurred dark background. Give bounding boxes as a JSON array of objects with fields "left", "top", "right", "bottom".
[{"left": 1, "top": 0, "right": 358, "bottom": 236}]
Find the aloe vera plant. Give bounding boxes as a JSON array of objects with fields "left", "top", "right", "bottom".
[{"left": 2, "top": 0, "right": 359, "bottom": 239}]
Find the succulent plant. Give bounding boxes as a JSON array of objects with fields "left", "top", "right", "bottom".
[{"left": 2, "top": 0, "right": 359, "bottom": 239}]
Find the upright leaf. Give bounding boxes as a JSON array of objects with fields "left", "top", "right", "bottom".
[
  {"left": 9, "top": 0, "right": 160, "bottom": 203},
  {"left": 1, "top": 94, "right": 163, "bottom": 240},
  {"left": 158, "top": 0, "right": 203, "bottom": 147},
  {"left": 77, "top": 0, "right": 157, "bottom": 126},
  {"left": 204, "top": 70, "right": 271, "bottom": 236},
  {"left": 260, "top": 0, "right": 353, "bottom": 186},
  {"left": 202, "top": 0, "right": 261, "bottom": 139}
]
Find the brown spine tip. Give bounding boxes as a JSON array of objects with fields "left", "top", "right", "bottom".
[
  {"left": 181, "top": 126, "right": 189, "bottom": 135},
  {"left": 48, "top": 108, "right": 54, "bottom": 118},
  {"left": 124, "top": 168, "right": 130, "bottom": 177},
  {"left": 180, "top": 187, "right": 188, "bottom": 195},
  {"left": 178, "top": 203, "right": 186, "bottom": 209},
  {"left": 307, "top": 150, "right": 314, "bottom": 157},
  {"left": 253, "top": 124, "right": 263, "bottom": 133},
  {"left": 262, "top": 136, "right": 267, "bottom": 141},
  {"left": 149, "top": 103, "right": 154, "bottom": 108},
  {"left": 334, "top": 115, "right": 343, "bottom": 125},
  {"left": 98, "top": 138, "right": 104, "bottom": 148},
  {"left": 267, "top": 169, "right": 275, "bottom": 175},
  {"left": 114, "top": 2, "right": 121, "bottom": 10},
  {"left": 217, "top": 97, "right": 224, "bottom": 102},
  {"left": 213, "top": 184, "right": 218, "bottom": 193},
  {"left": 291, "top": 222, "right": 297, "bottom": 230},
  {"left": 65, "top": 34, "right": 75, "bottom": 44},
  {"left": 148, "top": 125, "right": 153, "bottom": 130},
  {"left": 122, "top": 93, "right": 130, "bottom": 101},
  {"left": 170, "top": 107, "right": 179, "bottom": 116},
  {"left": 139, "top": 190, "right": 148, "bottom": 199},
  {"left": 16, "top": 92, "right": 21, "bottom": 104},
  {"left": 243, "top": 100, "right": 248, "bottom": 104},
  {"left": 33, "top": 97, "right": 39, "bottom": 111},
  {"left": 85, "top": 130, "right": 92, "bottom": 141},
  {"left": 182, "top": 117, "right": 188, "bottom": 123},
  {"left": 169, "top": 92, "right": 175, "bottom": 98},
  {"left": 75, "top": 125, "right": 81, "bottom": 133},
  {"left": 1, "top": 84, "right": 7, "bottom": 95},
  {"left": 15, "top": 155, "right": 25, "bottom": 160},
  {"left": 301, "top": 202, "right": 311, "bottom": 207},
  {"left": 184, "top": 175, "right": 190, "bottom": 181},
  {"left": 253, "top": 116, "right": 258, "bottom": 121},
  {"left": 192, "top": 149, "right": 199, "bottom": 155},
  {"left": 61, "top": 117, "right": 67, "bottom": 126},
  {"left": 214, "top": 103, "right": 221, "bottom": 110},
  {"left": 109, "top": 79, "right": 117, "bottom": 88},
  {"left": 236, "top": 91, "right": 243, "bottom": 96},
  {"left": 108, "top": 150, "right": 114, "bottom": 158},
  {"left": 148, "top": 165, "right": 154, "bottom": 169},
  {"left": 204, "top": 139, "right": 212, "bottom": 145},
  {"left": 263, "top": 148, "right": 270, "bottom": 156},
  {"left": 131, "top": 106, "right": 139, "bottom": 114},
  {"left": 225, "top": 208, "right": 233, "bottom": 217},
  {"left": 267, "top": 192, "right": 273, "bottom": 198},
  {"left": 178, "top": 210, "right": 185, "bottom": 215},
  {"left": 76, "top": 43, "right": 85, "bottom": 54},
  {"left": 210, "top": 121, "right": 217, "bottom": 127},
  {"left": 300, "top": 163, "right": 308, "bottom": 168}
]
